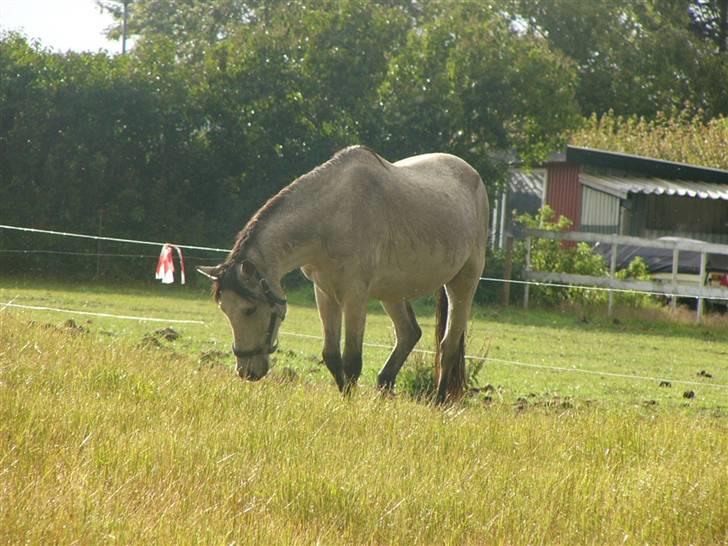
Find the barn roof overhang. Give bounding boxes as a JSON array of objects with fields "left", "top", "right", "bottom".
[
  {"left": 566, "top": 146, "right": 728, "bottom": 184},
  {"left": 580, "top": 173, "right": 728, "bottom": 201}
]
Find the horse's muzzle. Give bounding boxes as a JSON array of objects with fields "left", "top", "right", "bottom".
[{"left": 237, "top": 367, "right": 264, "bottom": 381}]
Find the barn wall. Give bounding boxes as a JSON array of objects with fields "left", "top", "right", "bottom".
[
  {"left": 628, "top": 194, "right": 728, "bottom": 243},
  {"left": 642, "top": 195, "right": 728, "bottom": 244},
  {"left": 545, "top": 163, "right": 581, "bottom": 229}
]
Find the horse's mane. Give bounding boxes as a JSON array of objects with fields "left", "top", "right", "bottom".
[{"left": 223, "top": 145, "right": 386, "bottom": 266}]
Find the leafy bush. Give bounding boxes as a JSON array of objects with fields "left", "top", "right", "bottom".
[
  {"left": 514, "top": 206, "right": 607, "bottom": 305},
  {"left": 513, "top": 206, "right": 656, "bottom": 308},
  {"left": 615, "top": 256, "right": 654, "bottom": 308}
]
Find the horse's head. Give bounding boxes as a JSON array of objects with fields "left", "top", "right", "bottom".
[{"left": 198, "top": 261, "right": 287, "bottom": 381}]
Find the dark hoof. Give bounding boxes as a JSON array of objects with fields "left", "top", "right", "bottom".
[
  {"left": 377, "top": 375, "right": 396, "bottom": 392},
  {"left": 342, "top": 379, "right": 359, "bottom": 397}
]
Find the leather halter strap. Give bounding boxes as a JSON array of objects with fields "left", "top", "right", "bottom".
[
  {"left": 231, "top": 262, "right": 287, "bottom": 359},
  {"left": 232, "top": 310, "right": 284, "bottom": 358}
]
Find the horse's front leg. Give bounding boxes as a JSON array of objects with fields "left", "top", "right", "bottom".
[
  {"left": 342, "top": 297, "right": 368, "bottom": 394},
  {"left": 314, "top": 284, "right": 346, "bottom": 391}
]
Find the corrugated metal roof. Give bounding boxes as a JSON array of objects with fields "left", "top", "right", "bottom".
[
  {"left": 580, "top": 173, "right": 728, "bottom": 201},
  {"left": 509, "top": 169, "right": 545, "bottom": 195}
]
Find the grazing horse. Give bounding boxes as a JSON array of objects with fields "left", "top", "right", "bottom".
[{"left": 198, "top": 146, "right": 488, "bottom": 403}]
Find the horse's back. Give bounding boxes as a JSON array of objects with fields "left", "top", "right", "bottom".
[
  {"left": 393, "top": 152, "right": 485, "bottom": 195},
  {"left": 388, "top": 152, "right": 488, "bottom": 238},
  {"left": 330, "top": 150, "right": 488, "bottom": 298}
]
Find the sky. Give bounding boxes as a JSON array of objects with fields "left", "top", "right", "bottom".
[{"left": 1, "top": 0, "right": 123, "bottom": 54}]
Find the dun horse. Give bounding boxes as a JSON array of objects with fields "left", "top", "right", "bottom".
[{"left": 198, "top": 146, "right": 488, "bottom": 403}]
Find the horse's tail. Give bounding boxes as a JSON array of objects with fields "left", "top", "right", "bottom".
[{"left": 435, "top": 286, "right": 466, "bottom": 401}]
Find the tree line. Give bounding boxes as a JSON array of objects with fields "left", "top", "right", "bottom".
[{"left": 1, "top": 0, "right": 727, "bottom": 277}]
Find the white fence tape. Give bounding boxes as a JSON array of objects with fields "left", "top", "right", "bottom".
[
  {"left": 4, "top": 223, "right": 727, "bottom": 299},
  {"left": 3, "top": 300, "right": 726, "bottom": 390},
  {"left": 0, "top": 223, "right": 230, "bottom": 253},
  {"left": 278, "top": 331, "right": 728, "bottom": 390},
  {"left": 1, "top": 301, "right": 205, "bottom": 324}
]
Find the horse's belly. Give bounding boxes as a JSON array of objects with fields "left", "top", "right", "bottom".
[
  {"left": 368, "top": 247, "right": 471, "bottom": 301},
  {"left": 369, "top": 277, "right": 441, "bottom": 301}
]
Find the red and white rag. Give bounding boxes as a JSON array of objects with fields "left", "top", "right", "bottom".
[{"left": 155, "top": 244, "right": 186, "bottom": 284}]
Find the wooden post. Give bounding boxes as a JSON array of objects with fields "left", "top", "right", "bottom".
[
  {"left": 502, "top": 234, "right": 514, "bottom": 307},
  {"left": 608, "top": 242, "right": 618, "bottom": 317},
  {"left": 697, "top": 252, "right": 707, "bottom": 324},
  {"left": 671, "top": 248, "right": 679, "bottom": 310},
  {"left": 523, "top": 236, "right": 531, "bottom": 309}
]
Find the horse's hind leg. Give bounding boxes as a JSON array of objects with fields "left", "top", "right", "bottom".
[
  {"left": 315, "top": 285, "right": 346, "bottom": 391},
  {"left": 436, "top": 256, "right": 484, "bottom": 404},
  {"left": 377, "top": 301, "right": 422, "bottom": 391}
]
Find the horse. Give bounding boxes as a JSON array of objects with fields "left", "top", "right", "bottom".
[{"left": 197, "top": 145, "right": 488, "bottom": 403}]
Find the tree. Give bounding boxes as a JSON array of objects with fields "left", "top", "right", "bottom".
[
  {"left": 507, "top": 0, "right": 728, "bottom": 117},
  {"left": 377, "top": 4, "right": 580, "bottom": 187}
]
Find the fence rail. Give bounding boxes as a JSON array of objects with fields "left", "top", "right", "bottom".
[{"left": 508, "top": 228, "right": 728, "bottom": 323}]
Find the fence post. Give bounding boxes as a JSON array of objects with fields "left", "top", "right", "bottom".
[
  {"left": 697, "top": 251, "right": 707, "bottom": 324},
  {"left": 608, "top": 242, "right": 618, "bottom": 317},
  {"left": 502, "top": 234, "right": 513, "bottom": 307},
  {"left": 671, "top": 248, "right": 679, "bottom": 310},
  {"left": 523, "top": 236, "right": 531, "bottom": 309}
]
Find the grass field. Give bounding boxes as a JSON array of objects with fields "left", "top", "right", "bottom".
[{"left": 2, "top": 277, "right": 728, "bottom": 544}]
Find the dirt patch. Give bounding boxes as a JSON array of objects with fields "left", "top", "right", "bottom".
[
  {"left": 199, "top": 349, "right": 228, "bottom": 366},
  {"left": 62, "top": 319, "right": 89, "bottom": 334},
  {"left": 154, "top": 327, "right": 180, "bottom": 341},
  {"left": 139, "top": 335, "right": 163, "bottom": 349}
]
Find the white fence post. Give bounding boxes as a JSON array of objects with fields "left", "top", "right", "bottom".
[
  {"left": 523, "top": 236, "right": 531, "bottom": 309},
  {"left": 518, "top": 229, "right": 728, "bottom": 314},
  {"left": 671, "top": 248, "right": 679, "bottom": 310},
  {"left": 608, "top": 242, "right": 618, "bottom": 317},
  {"left": 697, "top": 252, "right": 707, "bottom": 324}
]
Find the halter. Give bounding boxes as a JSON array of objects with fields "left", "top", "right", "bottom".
[{"left": 231, "top": 264, "right": 287, "bottom": 359}]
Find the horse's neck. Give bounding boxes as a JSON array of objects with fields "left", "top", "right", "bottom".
[{"left": 245, "top": 184, "right": 324, "bottom": 286}]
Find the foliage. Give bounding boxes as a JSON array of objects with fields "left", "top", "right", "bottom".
[
  {"left": 395, "top": 351, "right": 436, "bottom": 401},
  {"left": 377, "top": 3, "right": 580, "bottom": 171},
  {"left": 506, "top": 0, "right": 728, "bottom": 117},
  {"left": 515, "top": 206, "right": 661, "bottom": 308},
  {"left": 396, "top": 347, "right": 486, "bottom": 402},
  {"left": 515, "top": 206, "right": 607, "bottom": 305},
  {"left": 614, "top": 256, "right": 656, "bottom": 308},
  {"left": 571, "top": 109, "right": 728, "bottom": 170}
]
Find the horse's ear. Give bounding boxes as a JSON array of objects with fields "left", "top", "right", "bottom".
[{"left": 196, "top": 266, "right": 220, "bottom": 281}]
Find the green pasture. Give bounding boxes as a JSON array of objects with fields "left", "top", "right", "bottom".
[
  {"left": 2, "top": 277, "right": 728, "bottom": 544},
  {"left": 1, "top": 277, "right": 727, "bottom": 411}
]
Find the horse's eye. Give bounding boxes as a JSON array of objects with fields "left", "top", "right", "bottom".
[{"left": 244, "top": 306, "right": 257, "bottom": 317}]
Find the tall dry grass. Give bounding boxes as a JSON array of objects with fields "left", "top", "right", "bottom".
[{"left": 2, "top": 314, "right": 727, "bottom": 545}]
